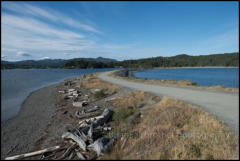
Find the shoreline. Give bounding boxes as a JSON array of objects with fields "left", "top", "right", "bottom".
[{"left": 1, "top": 83, "right": 59, "bottom": 159}]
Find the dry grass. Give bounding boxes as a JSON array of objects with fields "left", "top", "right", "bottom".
[
  {"left": 111, "top": 70, "right": 239, "bottom": 93},
  {"left": 81, "top": 73, "right": 120, "bottom": 95},
  {"left": 102, "top": 96, "right": 239, "bottom": 160},
  {"left": 110, "top": 91, "right": 155, "bottom": 109}
]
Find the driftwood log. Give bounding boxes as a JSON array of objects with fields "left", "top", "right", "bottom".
[
  {"left": 73, "top": 101, "right": 88, "bottom": 108},
  {"left": 56, "top": 143, "right": 77, "bottom": 160},
  {"left": 121, "top": 137, "right": 128, "bottom": 149},
  {"left": 78, "top": 108, "right": 112, "bottom": 127},
  {"left": 86, "top": 106, "right": 99, "bottom": 113},
  {"left": 74, "top": 128, "right": 88, "bottom": 142},
  {"left": 126, "top": 112, "right": 141, "bottom": 126},
  {"left": 62, "top": 132, "right": 87, "bottom": 151},
  {"left": 5, "top": 146, "right": 61, "bottom": 160},
  {"left": 75, "top": 111, "right": 101, "bottom": 120},
  {"left": 102, "top": 136, "right": 118, "bottom": 153},
  {"left": 88, "top": 123, "right": 94, "bottom": 141},
  {"left": 87, "top": 136, "right": 117, "bottom": 156},
  {"left": 87, "top": 137, "right": 109, "bottom": 156},
  {"left": 76, "top": 151, "right": 86, "bottom": 160},
  {"left": 93, "top": 108, "right": 112, "bottom": 127}
]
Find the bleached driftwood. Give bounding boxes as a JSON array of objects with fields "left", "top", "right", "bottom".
[
  {"left": 121, "top": 137, "right": 128, "bottom": 149},
  {"left": 76, "top": 111, "right": 101, "bottom": 120},
  {"left": 5, "top": 145, "right": 61, "bottom": 160},
  {"left": 62, "top": 132, "right": 87, "bottom": 151},
  {"left": 68, "top": 89, "right": 75, "bottom": 92},
  {"left": 56, "top": 143, "right": 77, "bottom": 160},
  {"left": 88, "top": 123, "right": 93, "bottom": 140},
  {"left": 86, "top": 106, "right": 99, "bottom": 113},
  {"left": 74, "top": 129, "right": 88, "bottom": 142},
  {"left": 92, "top": 126, "right": 112, "bottom": 133},
  {"left": 68, "top": 151, "right": 75, "bottom": 160},
  {"left": 58, "top": 90, "right": 65, "bottom": 94},
  {"left": 78, "top": 108, "right": 112, "bottom": 128},
  {"left": 73, "top": 101, "right": 88, "bottom": 107},
  {"left": 88, "top": 136, "right": 116, "bottom": 156},
  {"left": 79, "top": 115, "right": 104, "bottom": 125},
  {"left": 93, "top": 108, "right": 112, "bottom": 127},
  {"left": 76, "top": 152, "right": 86, "bottom": 160},
  {"left": 87, "top": 138, "right": 107, "bottom": 156}
]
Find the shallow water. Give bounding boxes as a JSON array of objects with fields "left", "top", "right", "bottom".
[
  {"left": 1, "top": 68, "right": 115, "bottom": 124},
  {"left": 134, "top": 67, "right": 239, "bottom": 88}
]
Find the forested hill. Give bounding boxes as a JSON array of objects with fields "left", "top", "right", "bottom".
[
  {"left": 1, "top": 57, "right": 117, "bottom": 69},
  {"left": 1, "top": 52, "right": 238, "bottom": 69},
  {"left": 116, "top": 52, "right": 239, "bottom": 69}
]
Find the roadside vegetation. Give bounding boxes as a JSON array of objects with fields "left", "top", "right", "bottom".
[
  {"left": 80, "top": 73, "right": 120, "bottom": 95},
  {"left": 93, "top": 89, "right": 107, "bottom": 99},
  {"left": 101, "top": 95, "right": 239, "bottom": 160}
]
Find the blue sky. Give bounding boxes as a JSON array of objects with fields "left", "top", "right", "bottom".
[{"left": 1, "top": 1, "right": 239, "bottom": 61}]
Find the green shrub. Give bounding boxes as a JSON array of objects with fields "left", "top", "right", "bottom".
[
  {"left": 191, "top": 82, "right": 198, "bottom": 86},
  {"left": 93, "top": 89, "right": 107, "bottom": 99},
  {"left": 189, "top": 143, "right": 201, "bottom": 158},
  {"left": 113, "top": 106, "right": 136, "bottom": 123}
]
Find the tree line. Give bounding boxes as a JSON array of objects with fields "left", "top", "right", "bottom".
[{"left": 2, "top": 52, "right": 238, "bottom": 69}]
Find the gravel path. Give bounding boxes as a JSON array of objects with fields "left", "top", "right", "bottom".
[{"left": 98, "top": 71, "right": 239, "bottom": 133}]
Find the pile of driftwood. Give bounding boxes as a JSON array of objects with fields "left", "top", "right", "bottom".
[
  {"left": 5, "top": 82, "right": 119, "bottom": 160},
  {"left": 5, "top": 108, "right": 115, "bottom": 160}
]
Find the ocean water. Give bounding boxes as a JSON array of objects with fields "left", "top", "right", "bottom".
[
  {"left": 134, "top": 67, "right": 239, "bottom": 88},
  {"left": 1, "top": 68, "right": 114, "bottom": 125}
]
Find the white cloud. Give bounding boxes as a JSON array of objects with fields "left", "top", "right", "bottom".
[
  {"left": 40, "top": 57, "right": 50, "bottom": 59},
  {"left": 2, "top": 2, "right": 101, "bottom": 33},
  {"left": 1, "top": 3, "right": 134, "bottom": 61},
  {"left": 2, "top": 14, "right": 84, "bottom": 40},
  {"left": 17, "top": 51, "right": 31, "bottom": 57}
]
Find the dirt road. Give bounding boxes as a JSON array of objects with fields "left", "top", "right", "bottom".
[{"left": 98, "top": 71, "right": 239, "bottom": 133}]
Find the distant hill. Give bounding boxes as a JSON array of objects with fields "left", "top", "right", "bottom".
[
  {"left": 117, "top": 52, "right": 239, "bottom": 69},
  {"left": 1, "top": 53, "right": 238, "bottom": 69},
  {"left": 1, "top": 57, "right": 117, "bottom": 69}
]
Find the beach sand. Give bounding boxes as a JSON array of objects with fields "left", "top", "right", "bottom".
[{"left": 1, "top": 84, "right": 58, "bottom": 159}]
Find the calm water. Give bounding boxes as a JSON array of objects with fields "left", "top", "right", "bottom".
[
  {"left": 1, "top": 68, "right": 114, "bottom": 125},
  {"left": 134, "top": 68, "right": 239, "bottom": 88}
]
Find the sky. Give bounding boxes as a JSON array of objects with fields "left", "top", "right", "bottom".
[{"left": 1, "top": 1, "right": 239, "bottom": 61}]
